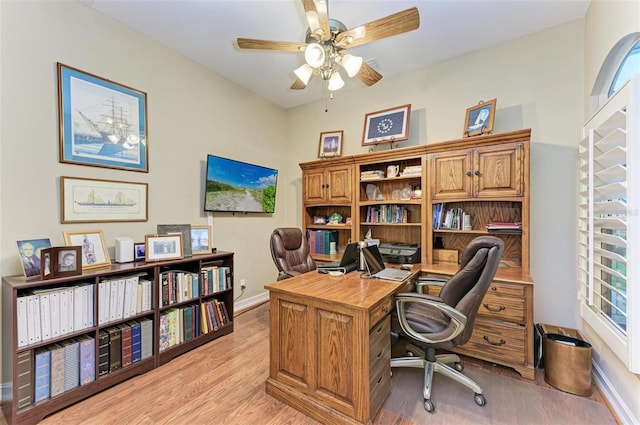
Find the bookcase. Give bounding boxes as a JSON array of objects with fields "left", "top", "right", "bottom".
[
  {"left": 2, "top": 252, "right": 234, "bottom": 425},
  {"left": 300, "top": 156, "right": 356, "bottom": 262},
  {"left": 299, "top": 129, "right": 535, "bottom": 379}
]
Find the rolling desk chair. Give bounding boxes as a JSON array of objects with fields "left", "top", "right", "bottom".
[
  {"left": 270, "top": 228, "right": 316, "bottom": 280},
  {"left": 391, "top": 236, "right": 504, "bottom": 412}
]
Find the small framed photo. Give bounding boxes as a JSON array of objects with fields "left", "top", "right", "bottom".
[
  {"left": 145, "top": 234, "right": 184, "bottom": 262},
  {"left": 318, "top": 130, "right": 343, "bottom": 158},
  {"left": 16, "top": 238, "right": 52, "bottom": 278},
  {"left": 362, "top": 104, "right": 411, "bottom": 146},
  {"left": 463, "top": 98, "right": 497, "bottom": 137},
  {"left": 62, "top": 230, "right": 111, "bottom": 270},
  {"left": 157, "top": 224, "right": 192, "bottom": 257},
  {"left": 191, "top": 225, "right": 212, "bottom": 255},
  {"left": 41, "top": 246, "right": 83, "bottom": 279},
  {"left": 57, "top": 63, "right": 148, "bottom": 172},
  {"left": 134, "top": 242, "right": 146, "bottom": 261}
]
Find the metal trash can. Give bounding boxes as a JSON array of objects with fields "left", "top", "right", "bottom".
[{"left": 541, "top": 324, "right": 593, "bottom": 396}]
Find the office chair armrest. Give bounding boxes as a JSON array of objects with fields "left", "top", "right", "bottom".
[
  {"left": 395, "top": 292, "right": 467, "bottom": 344},
  {"left": 415, "top": 277, "right": 447, "bottom": 294},
  {"left": 277, "top": 270, "right": 301, "bottom": 281}
]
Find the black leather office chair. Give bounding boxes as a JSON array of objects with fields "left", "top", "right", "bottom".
[
  {"left": 391, "top": 236, "right": 504, "bottom": 412},
  {"left": 270, "top": 228, "right": 316, "bottom": 280}
]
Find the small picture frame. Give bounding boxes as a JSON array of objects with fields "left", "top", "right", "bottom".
[
  {"left": 145, "top": 234, "right": 184, "bottom": 262},
  {"left": 16, "top": 238, "right": 52, "bottom": 278},
  {"left": 157, "top": 224, "right": 192, "bottom": 257},
  {"left": 41, "top": 246, "right": 83, "bottom": 279},
  {"left": 318, "top": 130, "right": 343, "bottom": 158},
  {"left": 62, "top": 230, "right": 111, "bottom": 270},
  {"left": 362, "top": 104, "right": 411, "bottom": 146},
  {"left": 191, "top": 225, "right": 212, "bottom": 255},
  {"left": 463, "top": 98, "right": 497, "bottom": 137},
  {"left": 134, "top": 242, "right": 146, "bottom": 261}
]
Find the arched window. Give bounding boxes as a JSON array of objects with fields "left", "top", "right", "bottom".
[
  {"left": 590, "top": 33, "right": 640, "bottom": 113},
  {"left": 609, "top": 38, "right": 640, "bottom": 96}
]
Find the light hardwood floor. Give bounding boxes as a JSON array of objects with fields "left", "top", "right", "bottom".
[{"left": 1, "top": 302, "right": 618, "bottom": 425}]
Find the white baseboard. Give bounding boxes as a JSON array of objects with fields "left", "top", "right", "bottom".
[
  {"left": 234, "top": 291, "right": 268, "bottom": 315},
  {"left": 592, "top": 361, "right": 638, "bottom": 425}
]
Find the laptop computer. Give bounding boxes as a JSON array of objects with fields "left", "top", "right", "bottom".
[
  {"left": 317, "top": 242, "right": 359, "bottom": 274},
  {"left": 361, "top": 244, "right": 413, "bottom": 281}
]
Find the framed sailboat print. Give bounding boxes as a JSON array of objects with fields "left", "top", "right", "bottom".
[
  {"left": 61, "top": 176, "right": 148, "bottom": 223},
  {"left": 57, "top": 63, "right": 149, "bottom": 172}
]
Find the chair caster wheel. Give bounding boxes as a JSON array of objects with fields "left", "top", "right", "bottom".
[
  {"left": 474, "top": 393, "right": 486, "bottom": 406},
  {"left": 454, "top": 362, "right": 464, "bottom": 372},
  {"left": 424, "top": 399, "right": 435, "bottom": 412}
]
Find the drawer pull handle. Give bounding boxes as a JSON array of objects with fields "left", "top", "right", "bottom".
[
  {"left": 483, "top": 336, "right": 506, "bottom": 346},
  {"left": 377, "top": 350, "right": 383, "bottom": 358},
  {"left": 483, "top": 303, "right": 505, "bottom": 312},
  {"left": 377, "top": 376, "right": 383, "bottom": 384},
  {"left": 382, "top": 306, "right": 389, "bottom": 313},
  {"left": 491, "top": 286, "right": 497, "bottom": 291}
]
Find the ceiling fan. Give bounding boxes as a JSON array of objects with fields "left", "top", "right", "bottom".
[{"left": 236, "top": 1, "right": 420, "bottom": 93}]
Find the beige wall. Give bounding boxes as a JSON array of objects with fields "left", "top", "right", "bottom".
[{"left": 1, "top": 1, "right": 638, "bottom": 422}]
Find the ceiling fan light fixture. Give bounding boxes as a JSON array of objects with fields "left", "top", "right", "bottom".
[
  {"left": 293, "top": 64, "right": 314, "bottom": 86},
  {"left": 340, "top": 53, "right": 363, "bottom": 77},
  {"left": 327, "top": 71, "right": 345, "bottom": 91},
  {"left": 304, "top": 43, "right": 325, "bottom": 68}
]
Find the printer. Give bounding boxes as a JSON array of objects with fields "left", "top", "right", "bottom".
[{"left": 378, "top": 242, "right": 421, "bottom": 264}]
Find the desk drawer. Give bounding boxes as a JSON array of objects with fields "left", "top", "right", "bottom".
[
  {"left": 457, "top": 318, "right": 526, "bottom": 365},
  {"left": 479, "top": 292, "right": 525, "bottom": 323},
  {"left": 487, "top": 281, "right": 525, "bottom": 298},
  {"left": 370, "top": 297, "right": 394, "bottom": 327}
]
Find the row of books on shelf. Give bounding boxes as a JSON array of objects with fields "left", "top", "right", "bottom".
[
  {"left": 306, "top": 229, "right": 338, "bottom": 254},
  {"left": 17, "top": 283, "right": 95, "bottom": 348},
  {"left": 98, "top": 274, "right": 153, "bottom": 325},
  {"left": 160, "top": 266, "right": 231, "bottom": 307},
  {"left": 158, "top": 299, "right": 230, "bottom": 352},
  {"left": 17, "top": 318, "right": 153, "bottom": 410},
  {"left": 364, "top": 205, "right": 409, "bottom": 224},
  {"left": 432, "top": 203, "right": 470, "bottom": 230}
]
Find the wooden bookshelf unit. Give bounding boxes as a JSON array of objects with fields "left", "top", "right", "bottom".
[
  {"left": 299, "top": 129, "right": 535, "bottom": 380},
  {"left": 2, "top": 252, "right": 234, "bottom": 425}
]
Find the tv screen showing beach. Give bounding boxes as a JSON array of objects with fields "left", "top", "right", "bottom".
[{"left": 204, "top": 155, "right": 278, "bottom": 213}]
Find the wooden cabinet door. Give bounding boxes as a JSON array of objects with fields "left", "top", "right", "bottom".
[
  {"left": 473, "top": 143, "right": 524, "bottom": 197},
  {"left": 430, "top": 151, "right": 473, "bottom": 200},
  {"left": 325, "top": 166, "right": 352, "bottom": 203},
  {"left": 303, "top": 169, "right": 327, "bottom": 204}
]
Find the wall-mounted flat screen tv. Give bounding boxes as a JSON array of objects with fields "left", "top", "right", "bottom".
[{"left": 204, "top": 154, "right": 278, "bottom": 213}]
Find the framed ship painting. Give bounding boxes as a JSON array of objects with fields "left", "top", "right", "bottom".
[
  {"left": 57, "top": 63, "right": 148, "bottom": 172},
  {"left": 60, "top": 176, "right": 148, "bottom": 223}
]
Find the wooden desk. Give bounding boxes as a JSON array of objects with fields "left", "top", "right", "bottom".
[{"left": 264, "top": 267, "right": 419, "bottom": 424}]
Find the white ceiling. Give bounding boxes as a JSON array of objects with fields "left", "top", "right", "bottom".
[{"left": 83, "top": 0, "right": 590, "bottom": 109}]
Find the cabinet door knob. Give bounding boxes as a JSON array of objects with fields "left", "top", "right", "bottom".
[
  {"left": 474, "top": 170, "right": 481, "bottom": 176},
  {"left": 382, "top": 306, "right": 389, "bottom": 313},
  {"left": 466, "top": 171, "right": 473, "bottom": 177}
]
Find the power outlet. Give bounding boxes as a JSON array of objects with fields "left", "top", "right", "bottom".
[{"left": 240, "top": 279, "right": 247, "bottom": 290}]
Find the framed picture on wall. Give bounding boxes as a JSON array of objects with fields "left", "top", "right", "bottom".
[
  {"left": 318, "top": 130, "right": 343, "bottom": 158},
  {"left": 57, "top": 62, "right": 149, "bottom": 172},
  {"left": 463, "top": 98, "right": 497, "bottom": 137},
  {"left": 362, "top": 104, "right": 411, "bottom": 146}
]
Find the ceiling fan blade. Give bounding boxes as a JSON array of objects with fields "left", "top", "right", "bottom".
[
  {"left": 301, "top": 0, "right": 331, "bottom": 41},
  {"left": 357, "top": 63, "right": 383, "bottom": 87},
  {"left": 335, "top": 7, "right": 420, "bottom": 48},
  {"left": 237, "top": 38, "right": 306, "bottom": 52},
  {"left": 290, "top": 79, "right": 307, "bottom": 90}
]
